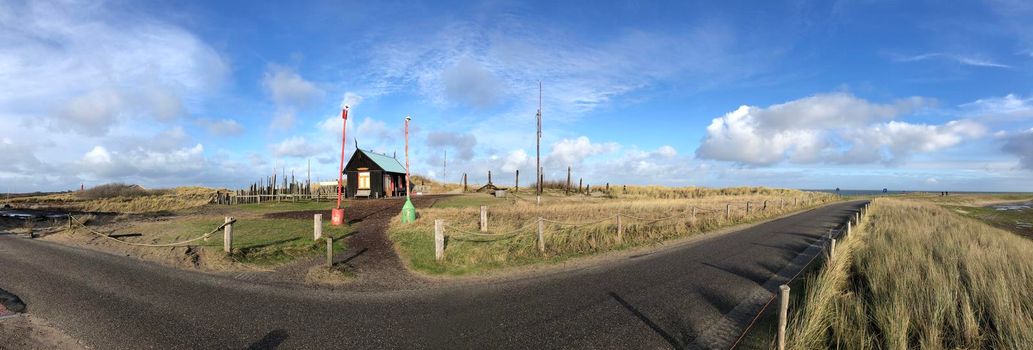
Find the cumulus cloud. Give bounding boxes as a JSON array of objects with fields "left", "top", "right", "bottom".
[
  {"left": 426, "top": 131, "right": 477, "bottom": 160},
  {"left": 696, "top": 93, "right": 984, "bottom": 166},
  {"left": 195, "top": 118, "right": 244, "bottom": 136},
  {"left": 263, "top": 65, "right": 323, "bottom": 130},
  {"left": 271, "top": 137, "right": 326, "bottom": 158},
  {"left": 78, "top": 144, "right": 206, "bottom": 179},
  {"left": 501, "top": 149, "right": 529, "bottom": 172},
  {"left": 356, "top": 117, "right": 395, "bottom": 142},
  {"left": 546, "top": 136, "right": 620, "bottom": 168},
  {"left": 1003, "top": 129, "right": 1033, "bottom": 169},
  {"left": 340, "top": 91, "right": 364, "bottom": 109}
]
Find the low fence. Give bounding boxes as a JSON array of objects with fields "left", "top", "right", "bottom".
[{"left": 428, "top": 197, "right": 821, "bottom": 260}]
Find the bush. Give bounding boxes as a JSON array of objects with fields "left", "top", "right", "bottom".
[{"left": 77, "top": 183, "right": 167, "bottom": 200}]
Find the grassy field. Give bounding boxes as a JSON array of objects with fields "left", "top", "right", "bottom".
[
  {"left": 778, "top": 198, "right": 1033, "bottom": 349},
  {"left": 103, "top": 214, "right": 351, "bottom": 265},
  {"left": 390, "top": 187, "right": 837, "bottom": 275}
]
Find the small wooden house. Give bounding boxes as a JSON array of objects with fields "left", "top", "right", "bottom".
[{"left": 344, "top": 149, "right": 408, "bottom": 198}]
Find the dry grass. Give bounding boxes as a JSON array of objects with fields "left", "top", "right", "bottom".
[
  {"left": 10, "top": 186, "right": 218, "bottom": 214},
  {"left": 390, "top": 189, "right": 836, "bottom": 275},
  {"left": 786, "top": 198, "right": 1033, "bottom": 349}
]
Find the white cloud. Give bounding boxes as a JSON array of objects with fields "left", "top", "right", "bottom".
[
  {"left": 696, "top": 93, "right": 984, "bottom": 166},
  {"left": 894, "top": 52, "right": 1011, "bottom": 68},
  {"left": 0, "top": 1, "right": 227, "bottom": 136},
  {"left": 545, "top": 136, "right": 620, "bottom": 168},
  {"left": 340, "top": 91, "right": 364, "bottom": 109},
  {"left": 79, "top": 144, "right": 206, "bottom": 179},
  {"left": 501, "top": 149, "right": 529, "bottom": 172},
  {"left": 195, "top": 118, "right": 244, "bottom": 136},
  {"left": 961, "top": 94, "right": 1033, "bottom": 120},
  {"left": 271, "top": 137, "right": 325, "bottom": 158},
  {"left": 263, "top": 64, "right": 323, "bottom": 106},
  {"left": 356, "top": 117, "right": 395, "bottom": 142},
  {"left": 441, "top": 57, "right": 505, "bottom": 108}
]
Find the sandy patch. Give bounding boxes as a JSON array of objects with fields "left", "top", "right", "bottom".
[{"left": 0, "top": 314, "right": 85, "bottom": 350}]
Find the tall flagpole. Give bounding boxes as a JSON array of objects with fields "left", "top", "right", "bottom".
[
  {"left": 401, "top": 115, "right": 417, "bottom": 223},
  {"left": 536, "top": 81, "right": 542, "bottom": 206}
]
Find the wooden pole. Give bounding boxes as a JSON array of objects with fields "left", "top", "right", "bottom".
[
  {"left": 223, "top": 216, "right": 233, "bottom": 253},
  {"left": 434, "top": 219, "right": 444, "bottom": 261},
  {"left": 726, "top": 204, "right": 731, "bottom": 219},
  {"left": 746, "top": 201, "right": 751, "bottom": 215},
  {"left": 326, "top": 237, "right": 333, "bottom": 268},
  {"left": 616, "top": 212, "right": 623, "bottom": 244},
  {"left": 578, "top": 178, "right": 583, "bottom": 193},
  {"left": 846, "top": 221, "right": 851, "bottom": 236},
  {"left": 536, "top": 81, "right": 542, "bottom": 206},
  {"left": 480, "top": 206, "right": 488, "bottom": 232},
  {"left": 763, "top": 200, "right": 768, "bottom": 211},
  {"left": 463, "top": 173, "right": 468, "bottom": 192},
  {"left": 566, "top": 166, "right": 571, "bottom": 195},
  {"left": 829, "top": 238, "right": 837, "bottom": 260},
  {"left": 778, "top": 284, "right": 790, "bottom": 350},
  {"left": 515, "top": 170, "right": 519, "bottom": 193},
  {"left": 487, "top": 170, "right": 492, "bottom": 185},
  {"left": 314, "top": 214, "right": 323, "bottom": 240},
  {"left": 537, "top": 217, "right": 545, "bottom": 253}
]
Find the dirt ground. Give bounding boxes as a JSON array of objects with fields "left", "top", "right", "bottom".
[{"left": 0, "top": 314, "right": 84, "bottom": 350}]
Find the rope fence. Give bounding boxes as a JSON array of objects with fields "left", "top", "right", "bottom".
[
  {"left": 431, "top": 197, "right": 827, "bottom": 259},
  {"left": 728, "top": 200, "right": 871, "bottom": 350},
  {"left": 68, "top": 215, "right": 236, "bottom": 248}
]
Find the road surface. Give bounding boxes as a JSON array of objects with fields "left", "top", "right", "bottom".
[{"left": 0, "top": 200, "right": 866, "bottom": 349}]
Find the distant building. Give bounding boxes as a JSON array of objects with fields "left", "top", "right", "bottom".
[{"left": 343, "top": 148, "right": 408, "bottom": 198}]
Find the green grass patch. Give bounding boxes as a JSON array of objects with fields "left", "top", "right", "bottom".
[
  {"left": 944, "top": 203, "right": 1033, "bottom": 238},
  {"left": 431, "top": 194, "right": 509, "bottom": 209},
  {"left": 124, "top": 216, "right": 351, "bottom": 265},
  {"left": 234, "top": 200, "right": 345, "bottom": 214}
]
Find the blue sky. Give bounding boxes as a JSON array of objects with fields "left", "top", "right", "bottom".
[{"left": 2, "top": 0, "right": 1032, "bottom": 192}]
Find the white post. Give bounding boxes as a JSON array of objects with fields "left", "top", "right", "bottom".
[
  {"left": 434, "top": 219, "right": 444, "bottom": 261},
  {"left": 847, "top": 221, "right": 852, "bottom": 236},
  {"left": 326, "top": 237, "right": 333, "bottom": 268},
  {"left": 691, "top": 207, "right": 696, "bottom": 219},
  {"left": 480, "top": 206, "right": 488, "bottom": 232},
  {"left": 223, "top": 216, "right": 233, "bottom": 253},
  {"left": 314, "top": 214, "right": 323, "bottom": 240},
  {"left": 726, "top": 204, "right": 731, "bottom": 219},
  {"left": 537, "top": 217, "right": 545, "bottom": 253},
  {"left": 778, "top": 284, "right": 790, "bottom": 350},
  {"left": 829, "top": 238, "right": 837, "bottom": 260}
]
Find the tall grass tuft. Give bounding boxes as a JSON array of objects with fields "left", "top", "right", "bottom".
[{"left": 786, "top": 198, "right": 1033, "bottom": 349}]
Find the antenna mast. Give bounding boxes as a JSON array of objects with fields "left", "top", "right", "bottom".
[{"left": 536, "top": 81, "right": 542, "bottom": 206}]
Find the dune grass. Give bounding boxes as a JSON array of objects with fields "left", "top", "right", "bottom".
[
  {"left": 11, "top": 185, "right": 219, "bottom": 214},
  {"left": 784, "top": 198, "right": 1033, "bottom": 349},
  {"left": 390, "top": 189, "right": 836, "bottom": 275}
]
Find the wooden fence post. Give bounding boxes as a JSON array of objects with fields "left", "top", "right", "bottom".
[
  {"left": 778, "top": 284, "right": 790, "bottom": 350},
  {"left": 691, "top": 207, "right": 696, "bottom": 219},
  {"left": 566, "top": 166, "right": 571, "bottom": 195},
  {"left": 616, "top": 211, "right": 623, "bottom": 243},
  {"left": 434, "top": 219, "right": 444, "bottom": 261},
  {"left": 846, "top": 221, "right": 851, "bottom": 236},
  {"left": 463, "top": 173, "right": 468, "bottom": 192},
  {"left": 314, "top": 214, "right": 323, "bottom": 240},
  {"left": 746, "top": 201, "right": 751, "bottom": 215},
  {"left": 326, "top": 237, "right": 333, "bottom": 268},
  {"left": 726, "top": 204, "right": 731, "bottom": 219},
  {"left": 480, "top": 206, "right": 488, "bottom": 232},
  {"left": 515, "top": 170, "right": 519, "bottom": 193},
  {"left": 537, "top": 218, "right": 545, "bottom": 253},
  {"left": 763, "top": 200, "right": 768, "bottom": 211},
  {"left": 829, "top": 238, "right": 837, "bottom": 260},
  {"left": 223, "top": 216, "right": 233, "bottom": 253},
  {"left": 794, "top": 197, "right": 798, "bottom": 207}
]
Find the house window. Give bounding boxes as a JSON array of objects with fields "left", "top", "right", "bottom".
[{"left": 358, "top": 172, "right": 371, "bottom": 190}]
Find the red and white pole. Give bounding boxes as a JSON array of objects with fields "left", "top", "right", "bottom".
[
  {"left": 405, "top": 116, "right": 411, "bottom": 197},
  {"left": 332, "top": 106, "right": 349, "bottom": 226}
]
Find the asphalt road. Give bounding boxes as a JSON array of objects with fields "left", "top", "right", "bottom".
[{"left": 0, "top": 200, "right": 866, "bottom": 349}]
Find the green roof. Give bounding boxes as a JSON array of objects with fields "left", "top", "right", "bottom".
[{"left": 361, "top": 149, "right": 407, "bottom": 174}]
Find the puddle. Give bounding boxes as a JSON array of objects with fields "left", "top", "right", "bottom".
[{"left": 990, "top": 202, "right": 1033, "bottom": 211}]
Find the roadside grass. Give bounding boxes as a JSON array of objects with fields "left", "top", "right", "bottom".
[
  {"left": 780, "top": 198, "right": 1033, "bottom": 349},
  {"left": 91, "top": 214, "right": 350, "bottom": 266},
  {"left": 390, "top": 190, "right": 836, "bottom": 275}
]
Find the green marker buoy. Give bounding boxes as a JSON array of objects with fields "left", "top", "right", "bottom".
[
  {"left": 400, "top": 115, "right": 416, "bottom": 224},
  {"left": 401, "top": 196, "right": 416, "bottom": 223}
]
